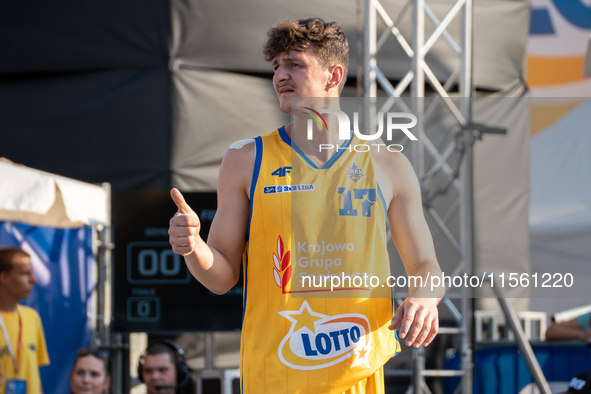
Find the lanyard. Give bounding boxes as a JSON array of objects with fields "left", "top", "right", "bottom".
[{"left": 0, "top": 308, "right": 23, "bottom": 375}]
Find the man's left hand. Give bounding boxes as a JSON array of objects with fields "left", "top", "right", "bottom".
[{"left": 389, "top": 297, "right": 439, "bottom": 347}]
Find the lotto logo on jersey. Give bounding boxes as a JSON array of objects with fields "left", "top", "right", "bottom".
[{"left": 278, "top": 301, "right": 373, "bottom": 370}]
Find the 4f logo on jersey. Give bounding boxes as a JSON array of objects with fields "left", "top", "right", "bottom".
[
  {"left": 278, "top": 301, "right": 373, "bottom": 370},
  {"left": 272, "top": 166, "right": 292, "bottom": 177}
]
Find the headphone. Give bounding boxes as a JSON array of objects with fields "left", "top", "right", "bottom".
[{"left": 138, "top": 339, "right": 190, "bottom": 387}]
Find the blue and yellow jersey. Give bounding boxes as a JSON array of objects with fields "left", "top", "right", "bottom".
[{"left": 240, "top": 126, "right": 400, "bottom": 393}]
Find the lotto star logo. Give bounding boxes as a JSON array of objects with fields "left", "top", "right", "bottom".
[{"left": 277, "top": 301, "right": 372, "bottom": 370}]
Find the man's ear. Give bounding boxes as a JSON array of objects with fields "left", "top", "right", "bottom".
[
  {"left": 327, "top": 64, "right": 344, "bottom": 91},
  {"left": 0, "top": 271, "right": 7, "bottom": 285}
]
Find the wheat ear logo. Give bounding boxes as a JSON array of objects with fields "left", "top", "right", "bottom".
[{"left": 272, "top": 235, "right": 291, "bottom": 293}]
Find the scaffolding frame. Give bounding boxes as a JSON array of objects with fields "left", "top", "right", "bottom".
[{"left": 362, "top": 0, "right": 474, "bottom": 392}]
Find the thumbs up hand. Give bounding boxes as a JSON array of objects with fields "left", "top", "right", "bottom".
[{"left": 169, "top": 188, "right": 201, "bottom": 256}]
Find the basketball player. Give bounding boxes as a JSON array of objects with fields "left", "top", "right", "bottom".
[{"left": 169, "top": 17, "right": 444, "bottom": 393}]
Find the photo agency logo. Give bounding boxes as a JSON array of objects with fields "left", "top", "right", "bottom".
[{"left": 303, "top": 107, "right": 417, "bottom": 153}]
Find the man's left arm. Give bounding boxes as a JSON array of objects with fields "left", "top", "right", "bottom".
[{"left": 382, "top": 153, "right": 445, "bottom": 348}]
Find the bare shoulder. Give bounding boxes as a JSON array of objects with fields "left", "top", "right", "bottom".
[
  {"left": 207, "top": 140, "right": 255, "bottom": 255},
  {"left": 371, "top": 145, "right": 419, "bottom": 202},
  {"left": 218, "top": 140, "right": 256, "bottom": 196}
]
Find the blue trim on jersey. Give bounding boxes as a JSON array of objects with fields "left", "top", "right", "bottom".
[
  {"left": 390, "top": 296, "right": 401, "bottom": 359},
  {"left": 240, "top": 254, "right": 248, "bottom": 392},
  {"left": 241, "top": 255, "right": 249, "bottom": 323},
  {"left": 377, "top": 183, "right": 387, "bottom": 217},
  {"left": 247, "top": 137, "right": 263, "bottom": 242},
  {"left": 278, "top": 125, "right": 291, "bottom": 146},
  {"left": 278, "top": 125, "right": 353, "bottom": 170},
  {"left": 245, "top": 137, "right": 261, "bottom": 304},
  {"left": 392, "top": 328, "right": 400, "bottom": 358},
  {"left": 323, "top": 135, "right": 352, "bottom": 169},
  {"left": 279, "top": 125, "right": 319, "bottom": 168},
  {"left": 242, "top": 136, "right": 262, "bottom": 393},
  {"left": 293, "top": 142, "right": 320, "bottom": 169}
]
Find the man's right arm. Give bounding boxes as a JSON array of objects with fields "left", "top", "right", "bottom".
[{"left": 169, "top": 143, "right": 254, "bottom": 294}]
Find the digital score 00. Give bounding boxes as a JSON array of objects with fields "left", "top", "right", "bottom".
[{"left": 113, "top": 191, "right": 243, "bottom": 333}]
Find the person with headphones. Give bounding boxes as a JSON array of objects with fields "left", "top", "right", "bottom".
[{"left": 137, "top": 339, "right": 192, "bottom": 394}]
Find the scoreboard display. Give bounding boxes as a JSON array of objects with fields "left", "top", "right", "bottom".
[{"left": 113, "top": 191, "right": 243, "bottom": 333}]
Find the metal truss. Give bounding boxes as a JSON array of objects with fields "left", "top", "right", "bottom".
[{"left": 362, "top": 0, "right": 474, "bottom": 393}]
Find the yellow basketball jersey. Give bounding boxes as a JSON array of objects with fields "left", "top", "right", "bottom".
[{"left": 240, "top": 127, "right": 400, "bottom": 394}]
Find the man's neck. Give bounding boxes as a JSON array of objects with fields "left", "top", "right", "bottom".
[
  {"left": 287, "top": 100, "right": 345, "bottom": 167},
  {"left": 0, "top": 292, "right": 19, "bottom": 313},
  {"left": 286, "top": 122, "right": 343, "bottom": 167}
]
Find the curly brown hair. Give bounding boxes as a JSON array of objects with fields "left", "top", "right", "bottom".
[{"left": 263, "top": 17, "right": 349, "bottom": 93}]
